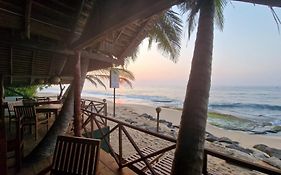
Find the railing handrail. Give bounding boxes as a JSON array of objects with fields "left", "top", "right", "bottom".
[
  {"left": 82, "top": 109, "right": 177, "bottom": 143},
  {"left": 81, "top": 98, "right": 106, "bottom": 105},
  {"left": 204, "top": 148, "right": 281, "bottom": 175},
  {"left": 81, "top": 100, "right": 281, "bottom": 175}
]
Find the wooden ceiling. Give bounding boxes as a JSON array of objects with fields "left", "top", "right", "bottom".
[
  {"left": 0, "top": 0, "right": 175, "bottom": 86},
  {"left": 0, "top": 0, "right": 279, "bottom": 87}
]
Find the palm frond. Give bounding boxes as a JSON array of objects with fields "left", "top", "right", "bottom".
[
  {"left": 179, "top": 0, "right": 226, "bottom": 37},
  {"left": 270, "top": 6, "right": 281, "bottom": 33},
  {"left": 119, "top": 77, "right": 133, "bottom": 88},
  {"left": 214, "top": 0, "right": 227, "bottom": 31},
  {"left": 86, "top": 75, "right": 107, "bottom": 89},
  {"left": 147, "top": 10, "right": 183, "bottom": 62}
]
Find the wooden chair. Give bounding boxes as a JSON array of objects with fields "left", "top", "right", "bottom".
[
  {"left": 7, "top": 113, "right": 24, "bottom": 171},
  {"left": 6, "top": 101, "right": 23, "bottom": 131},
  {"left": 39, "top": 135, "right": 101, "bottom": 175},
  {"left": 14, "top": 105, "right": 49, "bottom": 140}
]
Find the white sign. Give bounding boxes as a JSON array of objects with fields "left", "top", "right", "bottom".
[{"left": 110, "top": 68, "right": 119, "bottom": 88}]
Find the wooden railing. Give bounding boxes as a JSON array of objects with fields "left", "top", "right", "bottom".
[
  {"left": 81, "top": 100, "right": 281, "bottom": 175},
  {"left": 81, "top": 110, "right": 176, "bottom": 175},
  {"left": 81, "top": 98, "right": 107, "bottom": 116}
]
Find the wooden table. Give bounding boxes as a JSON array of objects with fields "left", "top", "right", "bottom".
[{"left": 36, "top": 104, "right": 62, "bottom": 118}]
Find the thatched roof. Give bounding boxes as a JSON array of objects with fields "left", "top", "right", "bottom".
[
  {"left": 0, "top": 0, "right": 280, "bottom": 87},
  {"left": 0, "top": 0, "right": 170, "bottom": 86}
]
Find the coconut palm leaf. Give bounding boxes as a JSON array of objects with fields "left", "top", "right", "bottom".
[
  {"left": 119, "top": 77, "right": 133, "bottom": 88},
  {"left": 86, "top": 67, "right": 135, "bottom": 89},
  {"left": 126, "top": 9, "right": 183, "bottom": 64},
  {"left": 147, "top": 10, "right": 183, "bottom": 62},
  {"left": 86, "top": 75, "right": 107, "bottom": 89}
]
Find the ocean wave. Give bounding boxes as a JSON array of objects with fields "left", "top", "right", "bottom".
[{"left": 209, "top": 103, "right": 281, "bottom": 111}]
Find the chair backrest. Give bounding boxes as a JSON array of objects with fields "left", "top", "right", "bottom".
[
  {"left": 14, "top": 105, "right": 36, "bottom": 122},
  {"left": 7, "top": 101, "right": 23, "bottom": 115},
  {"left": 51, "top": 135, "right": 100, "bottom": 175}
]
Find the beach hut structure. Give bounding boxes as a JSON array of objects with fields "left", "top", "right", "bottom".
[{"left": 0, "top": 0, "right": 281, "bottom": 175}]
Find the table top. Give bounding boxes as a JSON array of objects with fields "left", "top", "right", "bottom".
[{"left": 36, "top": 104, "right": 63, "bottom": 110}]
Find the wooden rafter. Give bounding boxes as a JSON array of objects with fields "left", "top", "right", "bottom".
[
  {"left": 30, "top": 49, "right": 35, "bottom": 84},
  {"left": 10, "top": 47, "right": 13, "bottom": 84},
  {"left": 24, "top": 0, "right": 32, "bottom": 39},
  {"left": 0, "top": 8, "right": 76, "bottom": 41},
  {"left": 68, "top": 0, "right": 85, "bottom": 44},
  {"left": 71, "top": 0, "right": 177, "bottom": 49}
]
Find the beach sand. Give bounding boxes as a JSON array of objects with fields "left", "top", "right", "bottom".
[
  {"left": 39, "top": 93, "right": 281, "bottom": 174},
  {"left": 102, "top": 100, "right": 281, "bottom": 174}
]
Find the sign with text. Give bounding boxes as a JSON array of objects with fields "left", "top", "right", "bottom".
[{"left": 110, "top": 68, "right": 119, "bottom": 88}]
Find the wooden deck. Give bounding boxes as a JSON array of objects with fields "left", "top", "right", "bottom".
[
  {"left": 16, "top": 149, "right": 135, "bottom": 175},
  {"left": 4, "top": 110, "right": 135, "bottom": 175}
]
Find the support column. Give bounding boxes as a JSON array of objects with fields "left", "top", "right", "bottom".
[
  {"left": 74, "top": 51, "right": 82, "bottom": 136},
  {"left": 0, "top": 74, "right": 7, "bottom": 174}
]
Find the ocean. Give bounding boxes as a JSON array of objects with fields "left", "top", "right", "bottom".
[{"left": 42, "top": 85, "right": 281, "bottom": 134}]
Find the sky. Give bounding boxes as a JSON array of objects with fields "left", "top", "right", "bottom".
[{"left": 126, "top": 2, "right": 281, "bottom": 88}]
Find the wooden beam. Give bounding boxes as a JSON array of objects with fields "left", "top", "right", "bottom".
[
  {"left": 0, "top": 38, "right": 119, "bottom": 63},
  {"left": 118, "top": 16, "right": 159, "bottom": 59},
  {"left": 233, "top": 0, "right": 281, "bottom": 7},
  {"left": 71, "top": 0, "right": 177, "bottom": 49},
  {"left": 68, "top": 0, "right": 85, "bottom": 44},
  {"left": 0, "top": 74, "right": 7, "bottom": 175},
  {"left": 0, "top": 8, "right": 76, "bottom": 41},
  {"left": 10, "top": 47, "right": 13, "bottom": 84},
  {"left": 73, "top": 51, "right": 82, "bottom": 136},
  {"left": 0, "top": 39, "right": 73, "bottom": 55},
  {"left": 24, "top": 0, "right": 32, "bottom": 39},
  {"left": 30, "top": 50, "right": 35, "bottom": 84}
]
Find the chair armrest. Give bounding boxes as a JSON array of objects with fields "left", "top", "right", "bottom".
[{"left": 37, "top": 165, "right": 52, "bottom": 175}]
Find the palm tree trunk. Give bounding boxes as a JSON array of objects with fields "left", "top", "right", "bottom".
[
  {"left": 171, "top": 0, "right": 214, "bottom": 174},
  {"left": 25, "top": 57, "right": 90, "bottom": 162}
]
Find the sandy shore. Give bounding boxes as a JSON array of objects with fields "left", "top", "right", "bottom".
[
  {"left": 103, "top": 100, "right": 281, "bottom": 174},
  {"left": 38, "top": 93, "right": 281, "bottom": 174},
  {"left": 112, "top": 102, "right": 281, "bottom": 149}
]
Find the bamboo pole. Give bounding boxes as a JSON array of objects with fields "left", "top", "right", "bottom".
[
  {"left": 74, "top": 51, "right": 82, "bottom": 136},
  {"left": 0, "top": 74, "right": 7, "bottom": 175}
]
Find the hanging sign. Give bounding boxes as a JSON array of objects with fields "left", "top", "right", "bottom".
[{"left": 110, "top": 68, "right": 119, "bottom": 88}]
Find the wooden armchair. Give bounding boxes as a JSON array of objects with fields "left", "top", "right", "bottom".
[
  {"left": 7, "top": 113, "right": 24, "bottom": 171},
  {"left": 14, "top": 105, "right": 49, "bottom": 140},
  {"left": 6, "top": 101, "right": 23, "bottom": 131},
  {"left": 39, "top": 135, "right": 101, "bottom": 175}
]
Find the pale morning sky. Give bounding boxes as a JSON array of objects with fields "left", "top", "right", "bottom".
[{"left": 126, "top": 2, "right": 281, "bottom": 88}]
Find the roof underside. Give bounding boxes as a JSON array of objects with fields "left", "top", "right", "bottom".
[
  {"left": 0, "top": 0, "right": 280, "bottom": 87},
  {"left": 0, "top": 0, "right": 165, "bottom": 86}
]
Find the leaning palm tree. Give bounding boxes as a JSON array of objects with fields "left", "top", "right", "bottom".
[
  {"left": 171, "top": 0, "right": 227, "bottom": 174},
  {"left": 86, "top": 67, "right": 135, "bottom": 89}
]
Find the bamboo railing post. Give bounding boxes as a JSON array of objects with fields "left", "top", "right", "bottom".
[
  {"left": 73, "top": 50, "right": 82, "bottom": 136},
  {"left": 103, "top": 99, "right": 107, "bottom": 126},
  {"left": 119, "top": 124, "right": 123, "bottom": 165},
  {"left": 156, "top": 107, "right": 161, "bottom": 132}
]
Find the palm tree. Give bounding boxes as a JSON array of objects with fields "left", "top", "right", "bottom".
[
  {"left": 171, "top": 0, "right": 227, "bottom": 174},
  {"left": 86, "top": 67, "right": 135, "bottom": 89}
]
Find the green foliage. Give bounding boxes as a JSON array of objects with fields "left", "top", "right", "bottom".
[{"left": 5, "top": 85, "right": 47, "bottom": 98}]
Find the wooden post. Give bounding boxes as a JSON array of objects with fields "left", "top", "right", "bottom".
[
  {"left": 74, "top": 51, "right": 82, "bottom": 136},
  {"left": 113, "top": 88, "right": 116, "bottom": 117},
  {"left": 156, "top": 107, "right": 161, "bottom": 132},
  {"left": 0, "top": 74, "right": 7, "bottom": 175}
]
